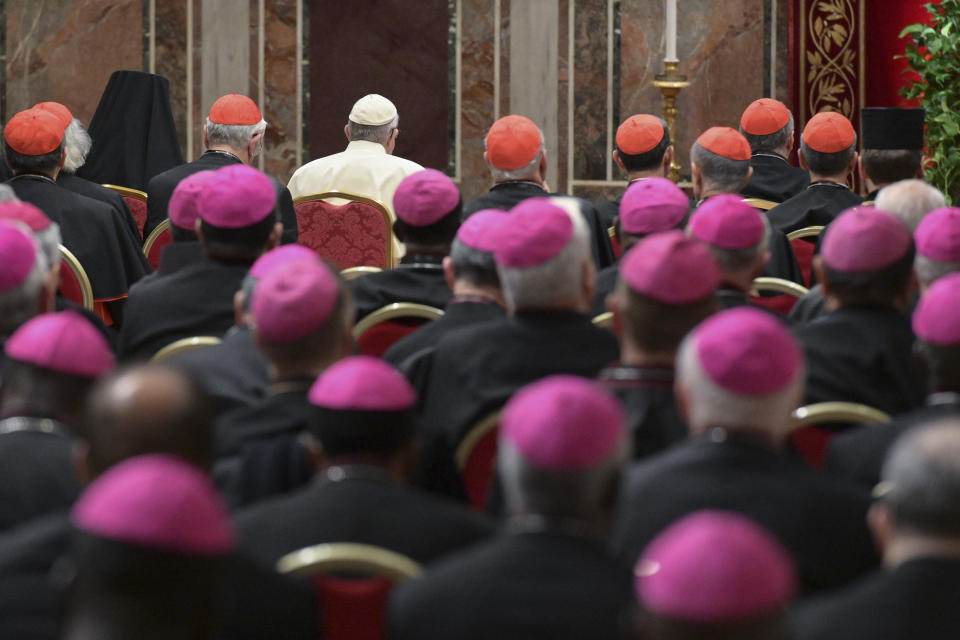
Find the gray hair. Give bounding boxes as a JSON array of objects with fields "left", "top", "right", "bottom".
[
  {"left": 498, "top": 197, "right": 591, "bottom": 312},
  {"left": 690, "top": 142, "right": 752, "bottom": 193},
  {"left": 489, "top": 145, "right": 544, "bottom": 182},
  {"left": 0, "top": 232, "right": 48, "bottom": 337},
  {"left": 450, "top": 237, "right": 499, "bottom": 288},
  {"left": 701, "top": 213, "right": 771, "bottom": 274},
  {"left": 348, "top": 116, "right": 398, "bottom": 146},
  {"left": 876, "top": 179, "right": 946, "bottom": 233},
  {"left": 0, "top": 184, "right": 19, "bottom": 204},
  {"left": 676, "top": 330, "right": 804, "bottom": 435},
  {"left": 34, "top": 223, "right": 62, "bottom": 271},
  {"left": 914, "top": 255, "right": 960, "bottom": 289},
  {"left": 740, "top": 112, "right": 795, "bottom": 154},
  {"left": 62, "top": 119, "right": 93, "bottom": 173},
  {"left": 881, "top": 419, "right": 960, "bottom": 536},
  {"left": 205, "top": 117, "right": 268, "bottom": 151}
]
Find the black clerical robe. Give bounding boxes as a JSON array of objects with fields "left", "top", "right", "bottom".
[
  {"left": 597, "top": 364, "right": 687, "bottom": 459},
  {"left": 0, "top": 513, "right": 320, "bottom": 640},
  {"left": 741, "top": 152, "right": 810, "bottom": 203},
  {"left": 768, "top": 181, "right": 864, "bottom": 235},
  {"left": 591, "top": 263, "right": 619, "bottom": 316},
  {"left": 351, "top": 254, "right": 452, "bottom": 322},
  {"left": 388, "top": 528, "right": 634, "bottom": 640},
  {"left": 463, "top": 181, "right": 616, "bottom": 269},
  {"left": 56, "top": 172, "right": 142, "bottom": 242},
  {"left": 611, "top": 434, "right": 878, "bottom": 594},
  {"left": 234, "top": 466, "right": 495, "bottom": 569},
  {"left": 144, "top": 150, "right": 298, "bottom": 243},
  {"left": 384, "top": 298, "right": 505, "bottom": 367},
  {"left": 8, "top": 174, "right": 151, "bottom": 300},
  {"left": 118, "top": 257, "right": 252, "bottom": 361},
  {"left": 795, "top": 305, "right": 926, "bottom": 415},
  {"left": 792, "top": 558, "right": 960, "bottom": 640}
]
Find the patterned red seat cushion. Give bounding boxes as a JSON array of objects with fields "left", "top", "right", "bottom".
[
  {"left": 124, "top": 196, "right": 148, "bottom": 239},
  {"left": 296, "top": 200, "right": 390, "bottom": 270}
]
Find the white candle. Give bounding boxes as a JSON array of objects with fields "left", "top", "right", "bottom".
[{"left": 665, "top": 0, "right": 678, "bottom": 62}]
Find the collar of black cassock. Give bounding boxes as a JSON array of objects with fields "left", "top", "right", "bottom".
[{"left": 311, "top": 407, "right": 415, "bottom": 455}]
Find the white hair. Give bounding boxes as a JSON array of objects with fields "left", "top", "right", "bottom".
[
  {"left": 62, "top": 119, "right": 93, "bottom": 173},
  {"left": 204, "top": 117, "right": 268, "bottom": 151},
  {"left": 915, "top": 255, "right": 960, "bottom": 288},
  {"left": 489, "top": 144, "right": 544, "bottom": 182},
  {"left": 498, "top": 197, "right": 591, "bottom": 312},
  {"left": 876, "top": 179, "right": 946, "bottom": 233},
  {"left": 34, "top": 223, "right": 62, "bottom": 271},
  {"left": 0, "top": 184, "right": 19, "bottom": 204},
  {"left": 0, "top": 228, "right": 48, "bottom": 337},
  {"left": 676, "top": 331, "right": 804, "bottom": 436},
  {"left": 348, "top": 116, "right": 399, "bottom": 145}
]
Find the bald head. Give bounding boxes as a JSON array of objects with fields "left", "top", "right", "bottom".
[
  {"left": 82, "top": 364, "right": 215, "bottom": 477},
  {"left": 875, "top": 179, "right": 946, "bottom": 233}
]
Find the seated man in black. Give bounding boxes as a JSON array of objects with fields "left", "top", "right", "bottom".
[
  {"left": 351, "top": 168, "right": 459, "bottom": 321},
  {"left": 859, "top": 107, "right": 925, "bottom": 201},
  {"left": 142, "top": 170, "right": 211, "bottom": 279},
  {"left": 119, "top": 164, "right": 283, "bottom": 360},
  {"left": 599, "top": 231, "right": 719, "bottom": 459},
  {"left": 739, "top": 98, "right": 809, "bottom": 203}
]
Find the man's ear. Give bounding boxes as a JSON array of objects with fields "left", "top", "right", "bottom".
[
  {"left": 858, "top": 154, "right": 868, "bottom": 181},
  {"left": 59, "top": 147, "right": 67, "bottom": 169},
  {"left": 662, "top": 146, "right": 675, "bottom": 176},
  {"left": 798, "top": 150, "right": 809, "bottom": 171},
  {"left": 867, "top": 502, "right": 894, "bottom": 557},
  {"left": 343, "top": 124, "right": 351, "bottom": 142},
  {"left": 738, "top": 165, "right": 754, "bottom": 190},
  {"left": 442, "top": 256, "right": 456, "bottom": 290},
  {"left": 265, "top": 222, "right": 283, "bottom": 251},
  {"left": 203, "top": 124, "right": 210, "bottom": 149},
  {"left": 247, "top": 131, "right": 263, "bottom": 162},
  {"left": 613, "top": 150, "right": 626, "bottom": 173},
  {"left": 847, "top": 151, "right": 859, "bottom": 177},
  {"left": 691, "top": 162, "right": 703, "bottom": 197}
]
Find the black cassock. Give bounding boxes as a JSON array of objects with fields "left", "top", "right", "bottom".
[
  {"left": 792, "top": 558, "right": 960, "bottom": 640},
  {"left": 234, "top": 466, "right": 495, "bottom": 569},
  {"left": 388, "top": 529, "right": 634, "bottom": 640},
  {"left": 8, "top": 174, "right": 151, "bottom": 301},
  {"left": 463, "top": 181, "right": 616, "bottom": 269},
  {"left": 150, "top": 241, "right": 204, "bottom": 277},
  {"left": 118, "top": 257, "right": 251, "bottom": 361},
  {"left": 56, "top": 172, "right": 142, "bottom": 242},
  {"left": 795, "top": 305, "right": 926, "bottom": 415},
  {"left": 597, "top": 364, "right": 687, "bottom": 460},
  {"left": 768, "top": 181, "right": 864, "bottom": 235},
  {"left": 144, "top": 149, "right": 298, "bottom": 243},
  {"left": 384, "top": 298, "right": 504, "bottom": 367},
  {"left": 0, "top": 514, "right": 319, "bottom": 640},
  {"left": 350, "top": 254, "right": 452, "bottom": 322},
  {"left": 741, "top": 152, "right": 810, "bottom": 203},
  {"left": 591, "top": 264, "right": 619, "bottom": 316},
  {"left": 611, "top": 434, "right": 879, "bottom": 595}
]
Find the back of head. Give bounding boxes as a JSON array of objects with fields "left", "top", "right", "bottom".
[
  {"left": 676, "top": 308, "right": 804, "bottom": 438},
  {"left": 450, "top": 209, "right": 507, "bottom": 289},
  {"left": 877, "top": 179, "right": 946, "bottom": 233},
  {"left": 494, "top": 197, "right": 592, "bottom": 312},
  {"left": 739, "top": 98, "right": 794, "bottom": 155},
  {"left": 391, "top": 169, "right": 462, "bottom": 250},
  {"left": 860, "top": 108, "right": 925, "bottom": 187},
  {"left": 800, "top": 111, "right": 857, "bottom": 177},
  {"left": 911, "top": 272, "right": 960, "bottom": 392},
  {"left": 819, "top": 206, "right": 915, "bottom": 306},
  {"left": 4, "top": 108, "right": 66, "bottom": 175},
  {"left": 690, "top": 128, "right": 752, "bottom": 194},
  {"left": 205, "top": 93, "right": 266, "bottom": 151},
  {"left": 688, "top": 194, "right": 770, "bottom": 277},
  {"left": 635, "top": 510, "right": 795, "bottom": 640},
  {"left": 34, "top": 102, "right": 91, "bottom": 174},
  {"left": 197, "top": 164, "right": 279, "bottom": 261},
  {"left": 347, "top": 94, "right": 399, "bottom": 145},
  {"left": 498, "top": 375, "right": 627, "bottom": 525},
  {"left": 484, "top": 114, "right": 544, "bottom": 182},
  {"left": 616, "top": 114, "right": 671, "bottom": 173},
  {"left": 0, "top": 220, "right": 48, "bottom": 339}
]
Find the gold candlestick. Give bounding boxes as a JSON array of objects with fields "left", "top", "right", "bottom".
[{"left": 651, "top": 60, "right": 690, "bottom": 183}]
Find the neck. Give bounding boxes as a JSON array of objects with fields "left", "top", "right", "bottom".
[
  {"left": 627, "top": 168, "right": 666, "bottom": 182},
  {"left": 403, "top": 245, "right": 448, "bottom": 258},
  {"left": 695, "top": 425, "right": 786, "bottom": 451},
  {"left": 698, "top": 186, "right": 734, "bottom": 200},
  {"left": 452, "top": 281, "right": 505, "bottom": 307},
  {"left": 808, "top": 172, "right": 848, "bottom": 185},
  {"left": 15, "top": 168, "right": 58, "bottom": 180},
  {"left": 269, "top": 356, "right": 337, "bottom": 383},
  {"left": 321, "top": 454, "right": 405, "bottom": 483},
  {"left": 884, "top": 533, "right": 960, "bottom": 569},
  {"left": 721, "top": 271, "right": 755, "bottom": 293},
  {"left": 512, "top": 299, "right": 587, "bottom": 316},
  {"left": 207, "top": 144, "right": 247, "bottom": 164},
  {"left": 495, "top": 175, "right": 545, "bottom": 188},
  {"left": 619, "top": 340, "right": 676, "bottom": 368}
]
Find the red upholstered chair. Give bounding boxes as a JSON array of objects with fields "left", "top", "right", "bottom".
[
  {"left": 789, "top": 402, "right": 890, "bottom": 469},
  {"left": 787, "top": 226, "right": 825, "bottom": 288},
  {"left": 749, "top": 277, "right": 810, "bottom": 316},
  {"left": 353, "top": 303, "right": 444, "bottom": 358},
  {"left": 294, "top": 191, "right": 394, "bottom": 270},
  {"left": 277, "top": 543, "right": 422, "bottom": 640},
  {"left": 142, "top": 219, "right": 172, "bottom": 270},
  {"left": 103, "top": 184, "right": 148, "bottom": 239},
  {"left": 608, "top": 226, "right": 621, "bottom": 259},
  {"left": 57, "top": 245, "right": 95, "bottom": 310},
  {"left": 455, "top": 410, "right": 503, "bottom": 511}
]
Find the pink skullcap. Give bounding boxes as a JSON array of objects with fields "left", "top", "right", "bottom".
[
  {"left": 912, "top": 272, "right": 960, "bottom": 346},
  {"left": 393, "top": 169, "right": 461, "bottom": 226},
  {"left": 309, "top": 356, "right": 416, "bottom": 411},
  {"left": 71, "top": 454, "right": 235, "bottom": 556},
  {"left": 636, "top": 510, "right": 796, "bottom": 623},
  {"left": 252, "top": 259, "right": 339, "bottom": 344},
  {"left": 0, "top": 221, "right": 38, "bottom": 292},
  {"left": 689, "top": 195, "right": 765, "bottom": 249},
  {"left": 822, "top": 207, "right": 911, "bottom": 272},
  {"left": 5, "top": 310, "right": 114, "bottom": 378},
  {"left": 493, "top": 198, "right": 573, "bottom": 268},
  {"left": 198, "top": 164, "right": 276, "bottom": 228},
  {"left": 694, "top": 307, "right": 801, "bottom": 395},
  {"left": 501, "top": 375, "right": 625, "bottom": 471},
  {"left": 457, "top": 209, "right": 508, "bottom": 252},
  {"left": 620, "top": 231, "right": 720, "bottom": 304},
  {"left": 619, "top": 178, "right": 690, "bottom": 235},
  {"left": 0, "top": 201, "right": 52, "bottom": 231},
  {"left": 168, "top": 171, "right": 214, "bottom": 230},
  {"left": 915, "top": 207, "right": 960, "bottom": 262},
  {"left": 249, "top": 244, "right": 318, "bottom": 279}
]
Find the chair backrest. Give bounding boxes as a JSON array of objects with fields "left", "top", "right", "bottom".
[
  {"left": 789, "top": 401, "right": 891, "bottom": 469},
  {"left": 277, "top": 543, "right": 422, "bottom": 640},
  {"left": 742, "top": 197, "right": 779, "bottom": 211},
  {"left": 454, "top": 410, "right": 503, "bottom": 511},
  {"left": 294, "top": 191, "right": 394, "bottom": 270},
  {"left": 103, "top": 184, "right": 148, "bottom": 239},
  {"left": 861, "top": 200, "right": 875, "bottom": 207},
  {"left": 608, "top": 225, "right": 621, "bottom": 259},
  {"left": 786, "top": 225, "right": 825, "bottom": 287},
  {"left": 353, "top": 303, "right": 444, "bottom": 357},
  {"left": 341, "top": 266, "right": 383, "bottom": 281},
  {"left": 57, "top": 245, "right": 95, "bottom": 310},
  {"left": 142, "top": 219, "right": 173, "bottom": 270},
  {"left": 152, "top": 336, "right": 222, "bottom": 362},
  {"left": 749, "top": 277, "right": 810, "bottom": 316},
  {"left": 592, "top": 311, "right": 614, "bottom": 331}
]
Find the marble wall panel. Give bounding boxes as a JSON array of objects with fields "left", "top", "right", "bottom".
[
  {"left": 155, "top": 0, "right": 188, "bottom": 157},
  {"left": 6, "top": 0, "right": 142, "bottom": 123},
  {"left": 572, "top": 0, "right": 609, "bottom": 182},
  {"left": 460, "top": 0, "right": 497, "bottom": 201},
  {"left": 260, "top": 0, "right": 299, "bottom": 183}
]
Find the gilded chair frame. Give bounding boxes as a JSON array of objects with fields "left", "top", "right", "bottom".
[
  {"left": 340, "top": 266, "right": 383, "bottom": 281},
  {"left": 749, "top": 277, "right": 810, "bottom": 299},
  {"left": 352, "top": 303, "right": 444, "bottom": 341},
  {"left": 276, "top": 543, "right": 423, "bottom": 581},
  {"left": 786, "top": 225, "right": 826, "bottom": 242},
  {"left": 455, "top": 410, "right": 503, "bottom": 472},
  {"left": 742, "top": 197, "right": 779, "bottom": 211},
  {"left": 102, "top": 184, "right": 148, "bottom": 202},
  {"left": 142, "top": 218, "right": 172, "bottom": 256},
  {"left": 791, "top": 402, "right": 891, "bottom": 429},
  {"left": 58, "top": 244, "right": 94, "bottom": 310},
  {"left": 293, "top": 190, "right": 395, "bottom": 268},
  {"left": 592, "top": 311, "right": 614, "bottom": 330},
  {"left": 152, "top": 336, "right": 222, "bottom": 362}
]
